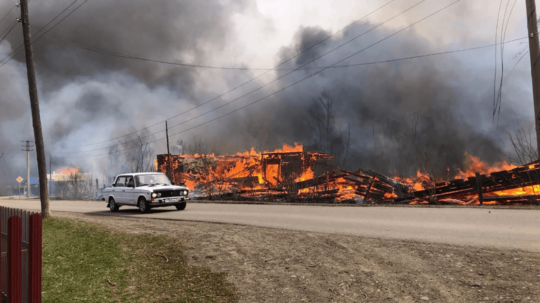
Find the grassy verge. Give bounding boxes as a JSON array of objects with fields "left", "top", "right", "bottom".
[{"left": 42, "top": 217, "right": 238, "bottom": 302}]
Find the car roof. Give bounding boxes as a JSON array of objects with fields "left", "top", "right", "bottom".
[{"left": 116, "top": 172, "right": 166, "bottom": 177}]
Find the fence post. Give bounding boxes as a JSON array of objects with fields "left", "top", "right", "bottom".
[
  {"left": 7, "top": 216, "right": 22, "bottom": 303},
  {"left": 28, "top": 214, "right": 42, "bottom": 303},
  {"left": 0, "top": 216, "right": 2, "bottom": 299}
]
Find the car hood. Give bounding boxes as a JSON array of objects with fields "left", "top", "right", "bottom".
[{"left": 136, "top": 185, "right": 189, "bottom": 191}]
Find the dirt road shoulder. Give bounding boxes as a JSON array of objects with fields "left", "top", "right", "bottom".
[{"left": 52, "top": 211, "right": 539, "bottom": 303}]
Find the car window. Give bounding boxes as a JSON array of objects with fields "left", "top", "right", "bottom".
[
  {"left": 126, "top": 176, "right": 134, "bottom": 187},
  {"left": 135, "top": 175, "right": 146, "bottom": 186},
  {"left": 115, "top": 176, "right": 126, "bottom": 187},
  {"left": 135, "top": 174, "right": 171, "bottom": 187}
]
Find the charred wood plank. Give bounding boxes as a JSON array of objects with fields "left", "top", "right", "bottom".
[
  {"left": 227, "top": 176, "right": 260, "bottom": 184},
  {"left": 344, "top": 176, "right": 371, "bottom": 186},
  {"left": 365, "top": 191, "right": 384, "bottom": 202},
  {"left": 294, "top": 175, "right": 330, "bottom": 190},
  {"left": 372, "top": 182, "right": 395, "bottom": 194},
  {"left": 364, "top": 176, "right": 378, "bottom": 202},
  {"left": 361, "top": 169, "right": 410, "bottom": 197},
  {"left": 341, "top": 170, "right": 372, "bottom": 179},
  {"left": 475, "top": 172, "right": 483, "bottom": 205}
]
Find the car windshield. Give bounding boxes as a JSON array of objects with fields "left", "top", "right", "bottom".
[{"left": 135, "top": 174, "right": 171, "bottom": 187}]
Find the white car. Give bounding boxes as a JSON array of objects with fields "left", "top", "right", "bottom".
[{"left": 103, "top": 172, "right": 189, "bottom": 213}]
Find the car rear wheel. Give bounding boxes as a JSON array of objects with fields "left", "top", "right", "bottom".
[
  {"left": 109, "top": 198, "right": 119, "bottom": 212},
  {"left": 175, "top": 202, "right": 186, "bottom": 210},
  {"left": 138, "top": 197, "right": 150, "bottom": 213}
]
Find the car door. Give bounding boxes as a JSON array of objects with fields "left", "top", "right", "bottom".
[
  {"left": 124, "top": 175, "right": 137, "bottom": 205},
  {"left": 113, "top": 176, "right": 126, "bottom": 203}
]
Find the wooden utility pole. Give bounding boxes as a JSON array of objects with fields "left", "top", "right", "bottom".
[
  {"left": 20, "top": 0, "right": 50, "bottom": 217},
  {"left": 165, "top": 121, "right": 172, "bottom": 182},
  {"left": 49, "top": 153, "right": 52, "bottom": 195},
  {"left": 525, "top": 0, "right": 540, "bottom": 160}
]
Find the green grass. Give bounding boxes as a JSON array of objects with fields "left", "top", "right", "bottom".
[{"left": 42, "top": 217, "right": 238, "bottom": 302}]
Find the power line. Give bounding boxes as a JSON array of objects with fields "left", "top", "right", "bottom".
[
  {"left": 30, "top": 1, "right": 400, "bottom": 72},
  {"left": 54, "top": 0, "right": 398, "bottom": 150},
  {"left": 493, "top": 0, "right": 504, "bottom": 119},
  {"left": 59, "top": 0, "right": 429, "bottom": 154},
  {"left": 56, "top": 37, "right": 527, "bottom": 155},
  {"left": 0, "top": 4, "right": 16, "bottom": 25},
  {"left": 505, "top": 49, "right": 529, "bottom": 80},
  {"left": 494, "top": 0, "right": 513, "bottom": 120},
  {"left": 0, "top": 19, "right": 17, "bottom": 39},
  {"left": 495, "top": 0, "right": 519, "bottom": 119},
  {"left": 0, "top": 0, "right": 87, "bottom": 69},
  {"left": 0, "top": 20, "right": 18, "bottom": 42},
  {"left": 60, "top": 0, "right": 461, "bottom": 158}
]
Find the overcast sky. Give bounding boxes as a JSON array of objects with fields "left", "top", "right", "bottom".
[{"left": 0, "top": 0, "right": 538, "bottom": 182}]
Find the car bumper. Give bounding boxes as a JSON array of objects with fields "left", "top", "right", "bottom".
[{"left": 150, "top": 197, "right": 188, "bottom": 206}]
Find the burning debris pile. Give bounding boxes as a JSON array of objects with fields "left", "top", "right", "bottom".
[
  {"left": 156, "top": 145, "right": 540, "bottom": 205},
  {"left": 403, "top": 160, "right": 540, "bottom": 205}
]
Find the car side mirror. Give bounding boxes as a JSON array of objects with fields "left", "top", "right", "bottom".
[
  {"left": 171, "top": 182, "right": 175, "bottom": 185},
  {"left": 112, "top": 184, "right": 116, "bottom": 187}
]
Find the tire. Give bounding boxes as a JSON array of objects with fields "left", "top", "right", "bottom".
[
  {"left": 175, "top": 202, "right": 186, "bottom": 211},
  {"left": 138, "top": 197, "right": 150, "bottom": 213},
  {"left": 109, "top": 198, "right": 119, "bottom": 212}
]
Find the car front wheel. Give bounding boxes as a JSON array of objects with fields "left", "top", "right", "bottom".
[
  {"left": 109, "top": 198, "right": 119, "bottom": 212},
  {"left": 138, "top": 197, "right": 150, "bottom": 213},
  {"left": 175, "top": 202, "right": 186, "bottom": 211}
]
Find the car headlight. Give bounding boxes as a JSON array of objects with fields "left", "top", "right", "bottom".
[
  {"left": 151, "top": 193, "right": 157, "bottom": 198},
  {"left": 184, "top": 190, "right": 188, "bottom": 196}
]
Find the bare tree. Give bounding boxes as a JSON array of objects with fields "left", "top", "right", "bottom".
[
  {"left": 100, "top": 129, "right": 156, "bottom": 185},
  {"left": 342, "top": 123, "right": 351, "bottom": 166},
  {"left": 176, "top": 136, "right": 209, "bottom": 155},
  {"left": 508, "top": 128, "right": 539, "bottom": 164},
  {"left": 120, "top": 129, "right": 156, "bottom": 173},
  {"left": 308, "top": 92, "right": 335, "bottom": 154},
  {"left": 308, "top": 92, "right": 349, "bottom": 165}
]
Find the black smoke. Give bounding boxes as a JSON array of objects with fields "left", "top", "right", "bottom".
[
  {"left": 211, "top": 22, "right": 530, "bottom": 177},
  {"left": 0, "top": 1, "right": 533, "bottom": 187}
]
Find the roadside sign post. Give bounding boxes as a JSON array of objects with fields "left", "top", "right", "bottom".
[{"left": 16, "top": 176, "right": 23, "bottom": 199}]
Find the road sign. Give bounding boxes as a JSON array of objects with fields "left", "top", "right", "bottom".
[{"left": 16, "top": 176, "right": 23, "bottom": 183}]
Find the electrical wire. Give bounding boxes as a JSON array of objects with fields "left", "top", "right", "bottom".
[
  {"left": 495, "top": 0, "right": 519, "bottom": 120},
  {"left": 505, "top": 49, "right": 529, "bottom": 81},
  {"left": 493, "top": 0, "right": 504, "bottom": 119},
  {"left": 0, "top": 4, "right": 16, "bottom": 26},
  {"left": 0, "top": 0, "right": 87, "bottom": 69},
  {"left": 59, "top": 0, "right": 462, "bottom": 158},
  {"left": 53, "top": 36, "right": 527, "bottom": 154},
  {"left": 59, "top": 0, "right": 429, "bottom": 154},
  {"left": 494, "top": 0, "right": 512, "bottom": 120},
  {"left": 54, "top": 0, "right": 398, "bottom": 150},
  {"left": 0, "top": 20, "right": 17, "bottom": 41}
]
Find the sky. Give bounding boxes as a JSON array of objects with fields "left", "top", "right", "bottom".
[{"left": 0, "top": 0, "right": 538, "bottom": 183}]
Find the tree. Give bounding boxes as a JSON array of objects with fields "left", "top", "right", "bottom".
[
  {"left": 120, "top": 129, "right": 155, "bottom": 173},
  {"left": 176, "top": 136, "right": 210, "bottom": 155},
  {"left": 508, "top": 128, "right": 539, "bottom": 165},
  {"left": 101, "top": 129, "right": 156, "bottom": 185},
  {"left": 307, "top": 92, "right": 349, "bottom": 166}
]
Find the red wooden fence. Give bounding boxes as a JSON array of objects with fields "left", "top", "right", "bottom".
[{"left": 0, "top": 206, "right": 42, "bottom": 303}]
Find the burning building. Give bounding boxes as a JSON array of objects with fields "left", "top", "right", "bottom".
[{"left": 156, "top": 144, "right": 540, "bottom": 206}]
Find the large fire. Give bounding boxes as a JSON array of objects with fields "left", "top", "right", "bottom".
[
  {"left": 55, "top": 167, "right": 79, "bottom": 175},
  {"left": 156, "top": 145, "right": 540, "bottom": 205}
]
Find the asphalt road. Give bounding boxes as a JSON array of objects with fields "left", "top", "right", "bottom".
[{"left": 1, "top": 198, "right": 539, "bottom": 252}]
